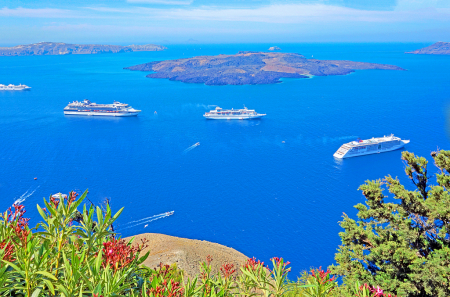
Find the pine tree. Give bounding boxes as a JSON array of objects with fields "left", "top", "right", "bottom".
[{"left": 330, "top": 150, "right": 450, "bottom": 297}]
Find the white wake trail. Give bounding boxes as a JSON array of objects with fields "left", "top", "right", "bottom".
[
  {"left": 183, "top": 143, "right": 200, "bottom": 154},
  {"left": 117, "top": 211, "right": 174, "bottom": 230},
  {"left": 121, "top": 213, "right": 167, "bottom": 226},
  {"left": 197, "top": 104, "right": 217, "bottom": 109},
  {"left": 14, "top": 186, "right": 39, "bottom": 205},
  {"left": 120, "top": 215, "right": 169, "bottom": 230}
]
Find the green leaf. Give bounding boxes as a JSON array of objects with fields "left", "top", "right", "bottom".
[
  {"left": 2, "top": 260, "right": 26, "bottom": 278},
  {"left": 95, "top": 249, "right": 103, "bottom": 274},
  {"left": 43, "top": 279, "right": 56, "bottom": 295},
  {"left": 56, "top": 285, "right": 70, "bottom": 297},
  {"left": 96, "top": 206, "right": 104, "bottom": 228},
  {"left": 137, "top": 251, "right": 150, "bottom": 265},
  {"left": 109, "top": 207, "right": 124, "bottom": 226},
  {"left": 71, "top": 189, "right": 88, "bottom": 213},
  {"left": 36, "top": 205, "right": 47, "bottom": 221},
  {"left": 36, "top": 271, "right": 58, "bottom": 281},
  {"left": 31, "top": 288, "right": 41, "bottom": 297},
  {"left": 93, "top": 283, "right": 102, "bottom": 294}
]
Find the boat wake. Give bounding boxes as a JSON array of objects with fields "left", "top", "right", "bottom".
[
  {"left": 118, "top": 211, "right": 174, "bottom": 230},
  {"left": 14, "top": 186, "right": 39, "bottom": 205},
  {"left": 183, "top": 142, "right": 200, "bottom": 154},
  {"left": 199, "top": 104, "right": 217, "bottom": 109},
  {"left": 183, "top": 104, "right": 217, "bottom": 110},
  {"left": 321, "top": 136, "right": 357, "bottom": 143}
]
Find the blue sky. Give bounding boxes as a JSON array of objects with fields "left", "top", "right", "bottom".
[{"left": 0, "top": 0, "right": 449, "bottom": 45}]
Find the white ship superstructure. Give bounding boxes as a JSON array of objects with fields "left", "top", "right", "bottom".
[
  {"left": 203, "top": 106, "right": 266, "bottom": 120},
  {"left": 333, "top": 134, "right": 410, "bottom": 159},
  {"left": 0, "top": 84, "right": 31, "bottom": 91},
  {"left": 64, "top": 99, "right": 141, "bottom": 117}
]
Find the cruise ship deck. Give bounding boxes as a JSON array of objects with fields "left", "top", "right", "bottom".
[{"left": 334, "top": 135, "right": 410, "bottom": 158}]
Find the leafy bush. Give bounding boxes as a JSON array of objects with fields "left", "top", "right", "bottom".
[
  {"left": 331, "top": 150, "right": 450, "bottom": 297},
  {"left": 0, "top": 190, "right": 303, "bottom": 296},
  {"left": 0, "top": 189, "right": 399, "bottom": 296},
  {"left": 0, "top": 191, "right": 150, "bottom": 296}
]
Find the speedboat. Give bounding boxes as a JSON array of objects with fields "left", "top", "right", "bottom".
[{"left": 51, "top": 193, "right": 68, "bottom": 199}]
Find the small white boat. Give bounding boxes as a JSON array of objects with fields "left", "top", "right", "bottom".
[
  {"left": 0, "top": 84, "right": 31, "bottom": 91},
  {"left": 333, "top": 134, "right": 410, "bottom": 159},
  {"left": 51, "top": 193, "right": 68, "bottom": 199}
]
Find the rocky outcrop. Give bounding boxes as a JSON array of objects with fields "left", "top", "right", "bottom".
[
  {"left": 126, "top": 44, "right": 167, "bottom": 52},
  {"left": 268, "top": 46, "right": 281, "bottom": 51},
  {"left": 125, "top": 51, "right": 405, "bottom": 85},
  {"left": 126, "top": 233, "right": 248, "bottom": 279},
  {"left": 406, "top": 42, "right": 450, "bottom": 55},
  {"left": 0, "top": 42, "right": 167, "bottom": 56}
]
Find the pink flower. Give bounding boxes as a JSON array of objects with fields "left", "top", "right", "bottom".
[
  {"left": 370, "top": 285, "right": 384, "bottom": 296},
  {"left": 220, "top": 263, "right": 236, "bottom": 279}
]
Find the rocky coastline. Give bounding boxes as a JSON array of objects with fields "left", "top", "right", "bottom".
[
  {"left": 406, "top": 42, "right": 450, "bottom": 55},
  {"left": 0, "top": 42, "right": 167, "bottom": 56},
  {"left": 125, "top": 51, "right": 405, "bottom": 85}
]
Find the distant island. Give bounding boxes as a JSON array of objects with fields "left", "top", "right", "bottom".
[
  {"left": 268, "top": 46, "right": 281, "bottom": 51},
  {"left": 0, "top": 42, "right": 167, "bottom": 56},
  {"left": 125, "top": 51, "right": 404, "bottom": 85},
  {"left": 406, "top": 42, "right": 450, "bottom": 55}
]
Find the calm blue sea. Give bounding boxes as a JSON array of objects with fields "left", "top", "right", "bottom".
[{"left": 1, "top": 43, "right": 449, "bottom": 276}]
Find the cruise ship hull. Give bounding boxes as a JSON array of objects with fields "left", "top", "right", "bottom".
[
  {"left": 333, "top": 140, "right": 410, "bottom": 159},
  {"left": 64, "top": 111, "right": 139, "bottom": 117},
  {"left": 204, "top": 115, "right": 265, "bottom": 120}
]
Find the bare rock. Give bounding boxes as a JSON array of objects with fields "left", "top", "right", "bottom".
[{"left": 126, "top": 233, "right": 249, "bottom": 279}]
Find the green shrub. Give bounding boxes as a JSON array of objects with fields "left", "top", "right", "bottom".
[
  {"left": 0, "top": 191, "right": 149, "bottom": 296},
  {"left": 331, "top": 150, "right": 450, "bottom": 297},
  {"left": 0, "top": 188, "right": 399, "bottom": 296},
  {"left": 0, "top": 191, "right": 300, "bottom": 296}
]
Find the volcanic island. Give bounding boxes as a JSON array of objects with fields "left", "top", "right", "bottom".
[
  {"left": 0, "top": 42, "right": 167, "bottom": 56},
  {"left": 125, "top": 51, "right": 405, "bottom": 85},
  {"left": 406, "top": 42, "right": 450, "bottom": 55}
]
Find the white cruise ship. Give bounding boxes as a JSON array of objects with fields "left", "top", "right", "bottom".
[
  {"left": 333, "top": 134, "right": 410, "bottom": 159},
  {"left": 203, "top": 106, "right": 266, "bottom": 120},
  {"left": 64, "top": 99, "right": 141, "bottom": 117},
  {"left": 0, "top": 84, "right": 31, "bottom": 91}
]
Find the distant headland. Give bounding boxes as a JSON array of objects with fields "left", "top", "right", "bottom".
[
  {"left": 0, "top": 42, "right": 167, "bottom": 56},
  {"left": 125, "top": 51, "right": 404, "bottom": 85},
  {"left": 406, "top": 42, "right": 450, "bottom": 55}
]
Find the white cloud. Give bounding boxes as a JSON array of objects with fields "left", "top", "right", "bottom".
[
  {"left": 0, "top": 7, "right": 75, "bottom": 18},
  {"left": 395, "top": 0, "right": 450, "bottom": 10},
  {"left": 127, "top": 0, "right": 193, "bottom": 5},
  {"left": 86, "top": 3, "right": 450, "bottom": 24},
  {"left": 41, "top": 23, "right": 247, "bottom": 34}
]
